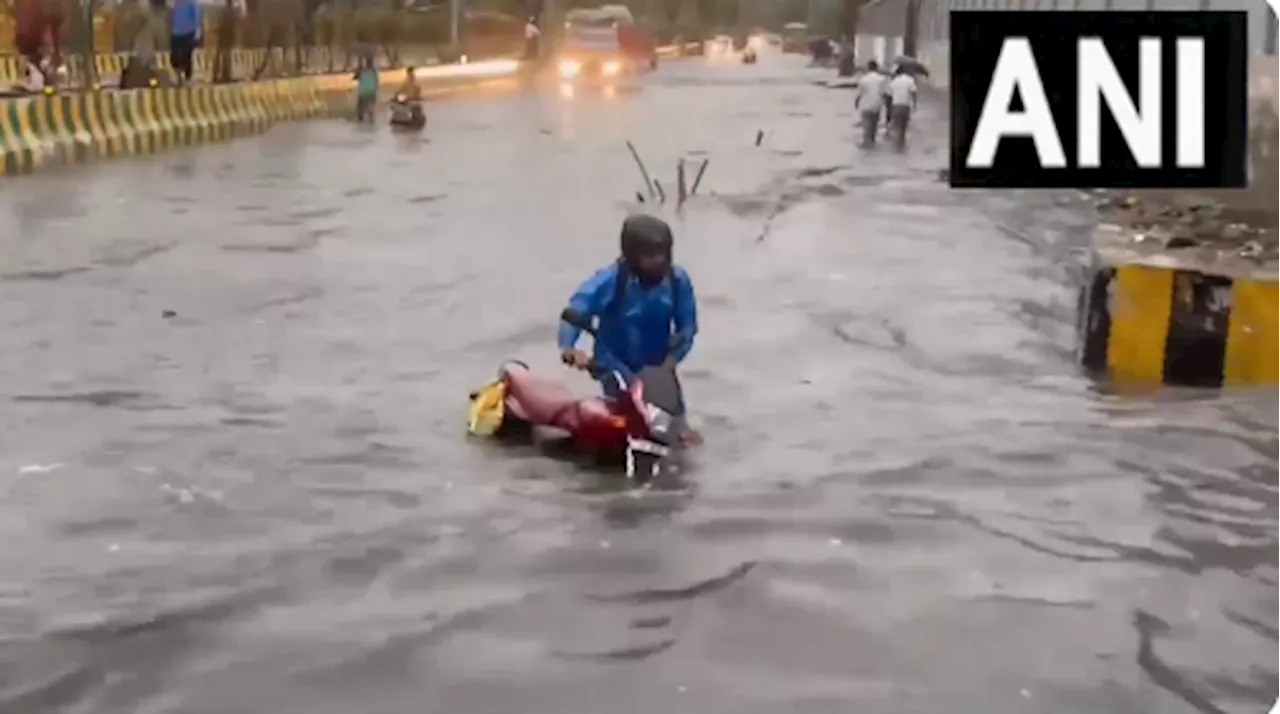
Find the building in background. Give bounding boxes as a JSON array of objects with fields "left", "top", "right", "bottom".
[{"left": 855, "top": 0, "right": 1277, "bottom": 88}]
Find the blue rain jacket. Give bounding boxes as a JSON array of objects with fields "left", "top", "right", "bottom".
[
  {"left": 170, "top": 0, "right": 203, "bottom": 37},
  {"left": 557, "top": 261, "right": 698, "bottom": 383}
]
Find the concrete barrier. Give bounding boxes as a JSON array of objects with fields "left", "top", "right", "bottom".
[
  {"left": 0, "top": 47, "right": 695, "bottom": 178},
  {"left": 0, "top": 65, "right": 520, "bottom": 177},
  {"left": 1, "top": 42, "right": 694, "bottom": 87},
  {"left": 0, "top": 46, "right": 446, "bottom": 87},
  {"left": 1078, "top": 224, "right": 1277, "bottom": 388},
  {"left": 0, "top": 80, "right": 297, "bottom": 174}
]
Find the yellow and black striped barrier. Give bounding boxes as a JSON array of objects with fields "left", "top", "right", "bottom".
[
  {"left": 0, "top": 65, "right": 523, "bottom": 177},
  {"left": 0, "top": 77, "right": 330, "bottom": 176},
  {"left": 1078, "top": 224, "right": 1277, "bottom": 388},
  {"left": 3, "top": 42, "right": 690, "bottom": 87},
  {"left": 0, "top": 47, "right": 697, "bottom": 178},
  {"left": 0, "top": 46, "right": 447, "bottom": 86}
]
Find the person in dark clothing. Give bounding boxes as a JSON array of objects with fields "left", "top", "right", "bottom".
[{"left": 558, "top": 214, "right": 698, "bottom": 399}]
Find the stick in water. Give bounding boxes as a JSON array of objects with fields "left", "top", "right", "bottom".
[
  {"left": 627, "top": 141, "right": 656, "bottom": 199},
  {"left": 690, "top": 158, "right": 709, "bottom": 196},
  {"left": 755, "top": 130, "right": 764, "bottom": 146},
  {"left": 676, "top": 160, "right": 687, "bottom": 207},
  {"left": 653, "top": 179, "right": 666, "bottom": 204}
]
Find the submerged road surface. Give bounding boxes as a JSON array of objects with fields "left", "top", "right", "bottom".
[{"left": 0, "top": 55, "right": 1275, "bottom": 714}]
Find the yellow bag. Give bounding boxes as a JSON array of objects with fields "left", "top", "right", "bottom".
[{"left": 467, "top": 380, "right": 507, "bottom": 436}]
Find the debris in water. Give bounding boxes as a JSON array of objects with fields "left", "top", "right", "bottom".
[
  {"left": 690, "top": 158, "right": 709, "bottom": 196},
  {"left": 18, "top": 463, "right": 64, "bottom": 474}
]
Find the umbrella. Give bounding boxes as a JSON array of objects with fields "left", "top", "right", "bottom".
[{"left": 892, "top": 55, "right": 929, "bottom": 77}]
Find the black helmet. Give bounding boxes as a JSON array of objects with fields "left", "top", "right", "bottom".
[{"left": 620, "top": 214, "right": 673, "bottom": 283}]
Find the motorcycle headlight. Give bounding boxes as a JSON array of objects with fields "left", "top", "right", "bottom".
[
  {"left": 558, "top": 59, "right": 582, "bottom": 78},
  {"left": 602, "top": 60, "right": 621, "bottom": 77},
  {"left": 394, "top": 94, "right": 406, "bottom": 102}
]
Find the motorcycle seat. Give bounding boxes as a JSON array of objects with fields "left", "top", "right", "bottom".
[{"left": 504, "top": 370, "right": 580, "bottom": 424}]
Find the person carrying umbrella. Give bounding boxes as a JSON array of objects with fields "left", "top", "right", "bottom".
[{"left": 887, "top": 63, "right": 919, "bottom": 150}]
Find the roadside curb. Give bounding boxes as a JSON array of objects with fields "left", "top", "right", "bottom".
[{"left": 1077, "top": 224, "right": 1277, "bottom": 388}]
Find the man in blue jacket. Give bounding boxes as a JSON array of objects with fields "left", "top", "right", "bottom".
[
  {"left": 558, "top": 214, "right": 698, "bottom": 398},
  {"left": 169, "top": 0, "right": 203, "bottom": 85}
]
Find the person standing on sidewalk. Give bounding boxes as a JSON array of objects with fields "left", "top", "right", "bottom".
[
  {"left": 854, "top": 60, "right": 888, "bottom": 149},
  {"left": 887, "top": 65, "right": 918, "bottom": 151},
  {"left": 169, "top": 0, "right": 203, "bottom": 85}
]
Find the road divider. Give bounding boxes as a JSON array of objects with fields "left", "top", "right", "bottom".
[
  {"left": 0, "top": 46, "right": 446, "bottom": 88},
  {"left": 1077, "top": 224, "right": 1277, "bottom": 388},
  {"left": 0, "top": 64, "right": 521, "bottom": 177},
  {"left": 1, "top": 43, "right": 695, "bottom": 88},
  {"left": 0, "top": 48, "right": 700, "bottom": 177}
]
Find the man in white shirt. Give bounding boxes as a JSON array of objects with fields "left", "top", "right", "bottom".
[
  {"left": 524, "top": 17, "right": 542, "bottom": 60},
  {"left": 887, "top": 66, "right": 918, "bottom": 150},
  {"left": 854, "top": 60, "right": 888, "bottom": 148}
]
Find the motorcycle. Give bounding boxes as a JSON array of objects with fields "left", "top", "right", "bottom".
[
  {"left": 389, "top": 94, "right": 426, "bottom": 130},
  {"left": 467, "top": 307, "right": 693, "bottom": 483},
  {"left": 741, "top": 47, "right": 758, "bottom": 65}
]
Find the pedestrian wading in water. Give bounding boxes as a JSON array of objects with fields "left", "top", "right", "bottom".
[
  {"left": 887, "top": 65, "right": 918, "bottom": 151},
  {"left": 353, "top": 57, "right": 379, "bottom": 122},
  {"left": 854, "top": 60, "right": 888, "bottom": 149}
]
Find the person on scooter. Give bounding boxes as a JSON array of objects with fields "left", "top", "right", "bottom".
[
  {"left": 557, "top": 214, "right": 698, "bottom": 399},
  {"left": 395, "top": 66, "right": 422, "bottom": 102}
]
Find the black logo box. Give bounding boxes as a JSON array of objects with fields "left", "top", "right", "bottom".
[{"left": 949, "top": 11, "right": 1249, "bottom": 189}]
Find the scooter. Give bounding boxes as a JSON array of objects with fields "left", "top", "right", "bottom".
[
  {"left": 389, "top": 95, "right": 426, "bottom": 130},
  {"left": 467, "top": 308, "right": 692, "bottom": 483}
]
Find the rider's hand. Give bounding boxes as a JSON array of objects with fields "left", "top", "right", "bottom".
[{"left": 560, "top": 348, "right": 591, "bottom": 370}]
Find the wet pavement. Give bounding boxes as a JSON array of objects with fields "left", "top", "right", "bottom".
[{"left": 0, "top": 53, "right": 1275, "bottom": 714}]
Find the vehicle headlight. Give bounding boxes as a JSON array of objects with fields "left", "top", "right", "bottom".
[
  {"left": 558, "top": 59, "right": 582, "bottom": 78},
  {"left": 602, "top": 60, "right": 621, "bottom": 76}
]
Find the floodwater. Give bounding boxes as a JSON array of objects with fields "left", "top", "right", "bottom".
[{"left": 0, "top": 54, "right": 1274, "bottom": 714}]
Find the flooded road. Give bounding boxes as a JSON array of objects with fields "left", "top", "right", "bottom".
[{"left": 0, "top": 55, "right": 1275, "bottom": 714}]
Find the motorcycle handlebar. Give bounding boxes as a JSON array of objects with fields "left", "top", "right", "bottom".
[{"left": 560, "top": 306, "right": 681, "bottom": 379}]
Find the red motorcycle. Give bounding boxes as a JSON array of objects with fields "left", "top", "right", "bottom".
[{"left": 468, "top": 308, "right": 693, "bottom": 482}]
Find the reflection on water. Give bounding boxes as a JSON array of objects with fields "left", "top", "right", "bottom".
[{"left": 0, "top": 58, "right": 1273, "bottom": 714}]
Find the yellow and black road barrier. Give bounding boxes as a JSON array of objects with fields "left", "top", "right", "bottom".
[
  {"left": 0, "top": 44, "right": 696, "bottom": 178},
  {"left": 0, "top": 77, "right": 335, "bottom": 175},
  {"left": 2, "top": 42, "right": 697, "bottom": 86},
  {"left": 0, "top": 46, "right": 442, "bottom": 86},
  {"left": 0, "top": 66, "right": 521, "bottom": 176},
  {"left": 1078, "top": 225, "right": 1277, "bottom": 388}
]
